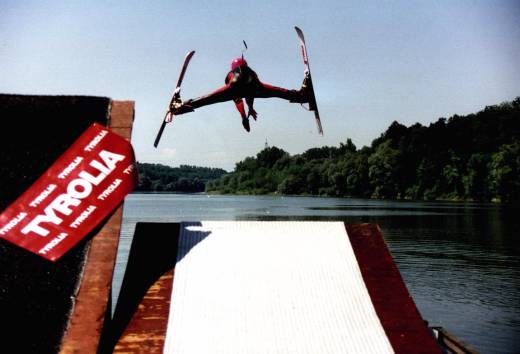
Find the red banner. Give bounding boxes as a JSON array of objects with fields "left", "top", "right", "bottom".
[{"left": 0, "top": 123, "right": 137, "bottom": 261}]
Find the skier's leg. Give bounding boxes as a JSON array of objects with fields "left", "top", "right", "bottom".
[
  {"left": 189, "top": 84, "right": 238, "bottom": 108},
  {"left": 254, "top": 82, "right": 308, "bottom": 103},
  {"left": 172, "top": 84, "right": 237, "bottom": 114},
  {"left": 233, "top": 98, "right": 247, "bottom": 119},
  {"left": 234, "top": 98, "right": 250, "bottom": 132}
]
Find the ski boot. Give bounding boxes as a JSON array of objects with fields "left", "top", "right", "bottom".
[
  {"left": 290, "top": 73, "right": 311, "bottom": 104},
  {"left": 247, "top": 107, "right": 258, "bottom": 121},
  {"left": 170, "top": 97, "right": 194, "bottom": 117},
  {"left": 242, "top": 117, "right": 250, "bottom": 132},
  {"left": 299, "top": 72, "right": 312, "bottom": 104},
  {"left": 245, "top": 98, "right": 257, "bottom": 121}
]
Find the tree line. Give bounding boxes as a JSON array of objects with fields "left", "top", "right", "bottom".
[
  {"left": 207, "top": 97, "right": 520, "bottom": 203},
  {"left": 136, "top": 163, "right": 227, "bottom": 192}
]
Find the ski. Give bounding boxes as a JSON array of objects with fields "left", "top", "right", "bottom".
[
  {"left": 295, "top": 26, "right": 323, "bottom": 135},
  {"left": 154, "top": 50, "right": 196, "bottom": 148}
]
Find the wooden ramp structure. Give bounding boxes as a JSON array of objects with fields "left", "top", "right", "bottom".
[{"left": 104, "top": 221, "right": 443, "bottom": 354}]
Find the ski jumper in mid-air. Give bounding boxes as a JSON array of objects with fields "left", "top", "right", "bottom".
[
  {"left": 153, "top": 27, "right": 322, "bottom": 148},
  {"left": 171, "top": 57, "right": 310, "bottom": 132}
]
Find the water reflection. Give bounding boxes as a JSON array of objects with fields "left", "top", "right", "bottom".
[{"left": 116, "top": 193, "right": 520, "bottom": 353}]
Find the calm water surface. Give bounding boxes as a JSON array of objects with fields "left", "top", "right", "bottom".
[{"left": 115, "top": 193, "right": 520, "bottom": 353}]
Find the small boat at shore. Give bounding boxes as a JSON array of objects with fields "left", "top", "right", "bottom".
[{"left": 431, "top": 326, "right": 478, "bottom": 354}]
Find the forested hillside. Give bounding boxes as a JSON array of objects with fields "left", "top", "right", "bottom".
[
  {"left": 207, "top": 98, "right": 520, "bottom": 202},
  {"left": 136, "top": 163, "right": 227, "bottom": 192}
]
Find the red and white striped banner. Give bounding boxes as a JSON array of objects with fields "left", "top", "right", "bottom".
[{"left": 0, "top": 123, "right": 137, "bottom": 261}]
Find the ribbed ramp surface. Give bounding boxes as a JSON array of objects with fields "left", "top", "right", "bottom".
[{"left": 164, "top": 221, "right": 394, "bottom": 354}]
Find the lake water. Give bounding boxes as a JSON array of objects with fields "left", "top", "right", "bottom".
[{"left": 115, "top": 193, "right": 520, "bottom": 353}]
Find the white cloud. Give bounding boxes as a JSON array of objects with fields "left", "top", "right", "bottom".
[{"left": 160, "top": 147, "right": 177, "bottom": 160}]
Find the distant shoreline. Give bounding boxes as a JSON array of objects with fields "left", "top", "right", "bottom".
[{"left": 129, "top": 191, "right": 507, "bottom": 205}]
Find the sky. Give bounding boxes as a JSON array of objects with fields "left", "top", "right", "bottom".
[{"left": 2, "top": 0, "right": 520, "bottom": 171}]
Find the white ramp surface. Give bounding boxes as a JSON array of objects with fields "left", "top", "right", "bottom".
[{"left": 164, "top": 221, "right": 394, "bottom": 354}]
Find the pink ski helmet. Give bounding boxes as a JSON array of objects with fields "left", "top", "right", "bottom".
[{"left": 231, "top": 57, "right": 247, "bottom": 70}]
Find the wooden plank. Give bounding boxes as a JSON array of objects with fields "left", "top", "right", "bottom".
[
  {"left": 102, "top": 222, "right": 180, "bottom": 353},
  {"left": 345, "top": 223, "right": 441, "bottom": 353},
  {"left": 59, "top": 100, "right": 134, "bottom": 354},
  {"left": 114, "top": 270, "right": 173, "bottom": 353}
]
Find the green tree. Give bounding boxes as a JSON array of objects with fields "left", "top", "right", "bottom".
[
  {"left": 327, "top": 160, "right": 347, "bottom": 196},
  {"left": 138, "top": 175, "right": 152, "bottom": 191},
  {"left": 338, "top": 138, "right": 357, "bottom": 155},
  {"left": 305, "top": 162, "right": 323, "bottom": 195},
  {"left": 416, "top": 158, "right": 441, "bottom": 200},
  {"left": 489, "top": 142, "right": 520, "bottom": 202},
  {"left": 345, "top": 153, "right": 370, "bottom": 197},
  {"left": 441, "top": 150, "right": 464, "bottom": 198},
  {"left": 256, "top": 147, "right": 288, "bottom": 168},
  {"left": 368, "top": 140, "right": 400, "bottom": 198},
  {"left": 278, "top": 175, "right": 305, "bottom": 195},
  {"left": 463, "top": 153, "right": 490, "bottom": 201}
]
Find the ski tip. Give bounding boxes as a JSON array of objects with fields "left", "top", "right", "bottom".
[
  {"left": 295, "top": 26, "right": 304, "bottom": 38},
  {"left": 153, "top": 136, "right": 160, "bottom": 148},
  {"left": 187, "top": 50, "right": 195, "bottom": 58}
]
